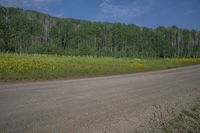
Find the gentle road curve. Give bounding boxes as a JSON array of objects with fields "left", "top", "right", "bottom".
[{"left": 0, "top": 65, "right": 200, "bottom": 133}]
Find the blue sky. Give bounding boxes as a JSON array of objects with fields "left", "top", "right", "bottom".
[{"left": 0, "top": 0, "right": 200, "bottom": 30}]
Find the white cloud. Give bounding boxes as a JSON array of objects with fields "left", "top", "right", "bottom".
[
  {"left": 0, "top": 0, "right": 64, "bottom": 18},
  {"left": 185, "top": 10, "right": 196, "bottom": 15},
  {"left": 96, "top": 0, "right": 155, "bottom": 22},
  {"left": 0, "top": 0, "right": 58, "bottom": 8},
  {"left": 51, "top": 13, "right": 65, "bottom": 18},
  {"left": 100, "top": 0, "right": 140, "bottom": 18},
  {"left": 0, "top": 0, "right": 21, "bottom": 7}
]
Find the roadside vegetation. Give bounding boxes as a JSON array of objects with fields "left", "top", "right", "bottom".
[
  {"left": 160, "top": 103, "right": 200, "bottom": 133},
  {"left": 0, "top": 53, "right": 200, "bottom": 81},
  {"left": 1, "top": 6, "right": 200, "bottom": 81},
  {"left": 136, "top": 100, "right": 200, "bottom": 133}
]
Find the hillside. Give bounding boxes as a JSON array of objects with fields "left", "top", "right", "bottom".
[{"left": 0, "top": 5, "right": 199, "bottom": 57}]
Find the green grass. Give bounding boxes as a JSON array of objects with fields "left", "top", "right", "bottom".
[{"left": 0, "top": 53, "right": 200, "bottom": 81}]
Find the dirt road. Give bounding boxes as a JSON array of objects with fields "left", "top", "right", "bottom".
[{"left": 0, "top": 65, "right": 200, "bottom": 133}]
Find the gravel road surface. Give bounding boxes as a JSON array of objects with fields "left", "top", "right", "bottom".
[{"left": 0, "top": 65, "right": 200, "bottom": 133}]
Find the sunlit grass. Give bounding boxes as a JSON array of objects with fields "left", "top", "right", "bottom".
[
  {"left": 170, "top": 58, "right": 200, "bottom": 63},
  {"left": 0, "top": 53, "right": 200, "bottom": 80}
]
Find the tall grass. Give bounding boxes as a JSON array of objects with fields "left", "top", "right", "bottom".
[{"left": 0, "top": 53, "right": 200, "bottom": 81}]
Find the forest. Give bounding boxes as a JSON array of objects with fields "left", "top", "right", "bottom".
[{"left": 0, "top": 5, "right": 200, "bottom": 58}]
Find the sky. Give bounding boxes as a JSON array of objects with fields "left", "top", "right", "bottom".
[{"left": 0, "top": 0, "right": 200, "bottom": 30}]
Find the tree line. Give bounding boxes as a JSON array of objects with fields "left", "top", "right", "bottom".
[{"left": 0, "top": 6, "right": 200, "bottom": 57}]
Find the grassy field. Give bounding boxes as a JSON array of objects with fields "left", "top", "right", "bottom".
[{"left": 0, "top": 53, "right": 200, "bottom": 81}]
